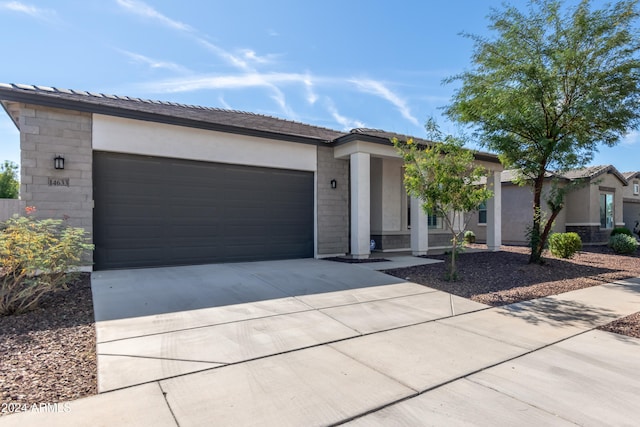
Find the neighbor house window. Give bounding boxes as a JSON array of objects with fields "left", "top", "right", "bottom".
[
  {"left": 478, "top": 201, "right": 487, "bottom": 225},
  {"left": 428, "top": 212, "right": 443, "bottom": 229},
  {"left": 600, "top": 193, "right": 614, "bottom": 229},
  {"left": 634, "top": 181, "right": 639, "bottom": 195}
]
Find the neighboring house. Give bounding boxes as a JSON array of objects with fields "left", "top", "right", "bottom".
[
  {"left": 468, "top": 165, "right": 628, "bottom": 245},
  {"left": 0, "top": 83, "right": 503, "bottom": 270},
  {"left": 622, "top": 171, "right": 640, "bottom": 236}
]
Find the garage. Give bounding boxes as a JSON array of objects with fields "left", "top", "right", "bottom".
[{"left": 93, "top": 151, "right": 314, "bottom": 270}]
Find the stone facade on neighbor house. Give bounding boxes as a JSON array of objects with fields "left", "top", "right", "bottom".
[
  {"left": 468, "top": 166, "right": 629, "bottom": 246},
  {"left": 0, "top": 83, "right": 503, "bottom": 270},
  {"left": 622, "top": 171, "right": 640, "bottom": 236}
]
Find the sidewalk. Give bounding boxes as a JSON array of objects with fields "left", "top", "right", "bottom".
[{"left": 1, "top": 277, "right": 638, "bottom": 426}]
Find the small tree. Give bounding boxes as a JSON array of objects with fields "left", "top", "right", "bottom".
[
  {"left": 393, "top": 120, "right": 493, "bottom": 280},
  {"left": 0, "top": 160, "right": 19, "bottom": 199},
  {"left": 445, "top": 0, "right": 640, "bottom": 263}
]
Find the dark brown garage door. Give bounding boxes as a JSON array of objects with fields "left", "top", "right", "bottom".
[{"left": 93, "top": 152, "right": 314, "bottom": 270}]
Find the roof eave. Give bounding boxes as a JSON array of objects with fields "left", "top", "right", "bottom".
[{"left": 0, "top": 88, "right": 329, "bottom": 146}]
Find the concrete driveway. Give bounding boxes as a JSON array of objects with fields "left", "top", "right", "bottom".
[{"left": 2, "top": 258, "right": 639, "bottom": 427}]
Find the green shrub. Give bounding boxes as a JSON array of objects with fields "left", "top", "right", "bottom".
[
  {"left": 0, "top": 208, "right": 93, "bottom": 315},
  {"left": 611, "top": 227, "right": 632, "bottom": 237},
  {"left": 463, "top": 230, "right": 476, "bottom": 243},
  {"left": 609, "top": 234, "right": 638, "bottom": 254},
  {"left": 548, "top": 232, "right": 582, "bottom": 259}
]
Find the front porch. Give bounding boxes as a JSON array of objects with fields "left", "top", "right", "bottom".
[{"left": 333, "top": 130, "right": 503, "bottom": 259}]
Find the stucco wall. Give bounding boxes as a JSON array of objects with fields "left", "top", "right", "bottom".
[
  {"left": 467, "top": 181, "right": 566, "bottom": 245},
  {"left": 624, "top": 200, "right": 640, "bottom": 233},
  {"left": 564, "top": 184, "right": 591, "bottom": 224},
  {"left": 382, "top": 159, "right": 403, "bottom": 231},
  {"left": 622, "top": 175, "right": 640, "bottom": 232},
  {"left": 370, "top": 157, "right": 383, "bottom": 233},
  {"left": 19, "top": 104, "right": 93, "bottom": 239},
  {"left": 0, "top": 199, "right": 26, "bottom": 221},
  {"left": 566, "top": 173, "right": 624, "bottom": 227},
  {"left": 316, "top": 146, "right": 349, "bottom": 255},
  {"left": 93, "top": 114, "right": 317, "bottom": 172}
]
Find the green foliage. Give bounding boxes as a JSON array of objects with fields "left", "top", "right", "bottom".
[
  {"left": 0, "top": 160, "right": 19, "bottom": 199},
  {"left": 464, "top": 230, "right": 476, "bottom": 243},
  {"left": 611, "top": 227, "right": 632, "bottom": 237},
  {"left": 548, "top": 232, "right": 583, "bottom": 258},
  {"left": 609, "top": 233, "right": 638, "bottom": 254},
  {"left": 445, "top": 0, "right": 640, "bottom": 263},
  {"left": 0, "top": 208, "right": 94, "bottom": 315},
  {"left": 393, "top": 119, "right": 493, "bottom": 281}
]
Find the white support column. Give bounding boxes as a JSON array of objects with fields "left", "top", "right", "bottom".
[
  {"left": 486, "top": 170, "right": 502, "bottom": 251},
  {"left": 350, "top": 152, "right": 370, "bottom": 259},
  {"left": 410, "top": 196, "right": 429, "bottom": 255}
]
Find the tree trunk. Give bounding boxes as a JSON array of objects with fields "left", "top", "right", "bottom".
[
  {"left": 528, "top": 175, "right": 545, "bottom": 264},
  {"left": 538, "top": 207, "right": 562, "bottom": 255},
  {"left": 450, "top": 234, "right": 458, "bottom": 281}
]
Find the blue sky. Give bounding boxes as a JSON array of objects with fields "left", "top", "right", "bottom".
[{"left": 0, "top": 0, "right": 638, "bottom": 172}]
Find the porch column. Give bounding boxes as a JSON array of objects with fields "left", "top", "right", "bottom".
[
  {"left": 486, "top": 170, "right": 502, "bottom": 251},
  {"left": 350, "top": 152, "right": 370, "bottom": 259},
  {"left": 410, "top": 196, "right": 429, "bottom": 255}
]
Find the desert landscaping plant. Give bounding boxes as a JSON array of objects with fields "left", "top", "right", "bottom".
[
  {"left": 0, "top": 208, "right": 93, "bottom": 315},
  {"left": 393, "top": 119, "right": 492, "bottom": 281},
  {"left": 464, "top": 230, "right": 476, "bottom": 244},
  {"left": 611, "top": 227, "right": 633, "bottom": 237},
  {"left": 548, "top": 232, "right": 582, "bottom": 259},
  {"left": 445, "top": 0, "right": 640, "bottom": 264},
  {"left": 609, "top": 233, "right": 639, "bottom": 254}
]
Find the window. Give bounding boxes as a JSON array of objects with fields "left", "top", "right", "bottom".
[
  {"left": 478, "top": 201, "right": 487, "bottom": 225},
  {"left": 600, "top": 193, "right": 614, "bottom": 229},
  {"left": 634, "top": 181, "right": 639, "bottom": 195},
  {"left": 428, "top": 212, "right": 443, "bottom": 229}
]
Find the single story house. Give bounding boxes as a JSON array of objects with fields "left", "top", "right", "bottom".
[
  {"left": 0, "top": 83, "right": 503, "bottom": 270},
  {"left": 467, "top": 165, "right": 628, "bottom": 245},
  {"left": 622, "top": 171, "right": 640, "bottom": 236}
]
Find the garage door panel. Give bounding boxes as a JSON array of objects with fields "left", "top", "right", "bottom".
[{"left": 94, "top": 152, "right": 314, "bottom": 270}]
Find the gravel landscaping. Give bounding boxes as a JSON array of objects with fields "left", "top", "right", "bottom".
[
  {"left": 1, "top": 246, "right": 638, "bottom": 415},
  {"left": 0, "top": 274, "right": 96, "bottom": 415},
  {"left": 384, "top": 244, "right": 640, "bottom": 337}
]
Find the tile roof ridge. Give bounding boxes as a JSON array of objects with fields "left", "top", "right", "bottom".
[{"left": 1, "top": 83, "right": 343, "bottom": 134}]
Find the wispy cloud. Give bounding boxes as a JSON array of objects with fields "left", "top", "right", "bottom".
[
  {"left": 303, "top": 74, "right": 318, "bottom": 105},
  {"left": 218, "top": 96, "right": 232, "bottom": 110},
  {"left": 118, "top": 50, "right": 191, "bottom": 74},
  {"left": 142, "top": 72, "right": 310, "bottom": 93},
  {"left": 240, "top": 49, "right": 278, "bottom": 65},
  {"left": 116, "top": 0, "right": 297, "bottom": 117},
  {"left": 0, "top": 1, "right": 56, "bottom": 21},
  {"left": 350, "top": 78, "right": 419, "bottom": 126},
  {"left": 325, "top": 98, "right": 364, "bottom": 130},
  {"left": 115, "top": 0, "right": 192, "bottom": 32},
  {"left": 197, "top": 39, "right": 249, "bottom": 70},
  {"left": 621, "top": 130, "right": 639, "bottom": 146}
]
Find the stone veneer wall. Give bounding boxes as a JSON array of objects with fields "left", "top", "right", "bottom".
[
  {"left": 19, "top": 103, "right": 93, "bottom": 257},
  {"left": 565, "top": 225, "right": 610, "bottom": 245},
  {"left": 370, "top": 233, "right": 410, "bottom": 251},
  {"left": 316, "top": 145, "right": 349, "bottom": 255}
]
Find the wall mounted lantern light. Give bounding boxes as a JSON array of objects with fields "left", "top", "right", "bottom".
[
  {"left": 54, "top": 154, "right": 65, "bottom": 170},
  {"left": 330, "top": 179, "right": 337, "bottom": 189}
]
